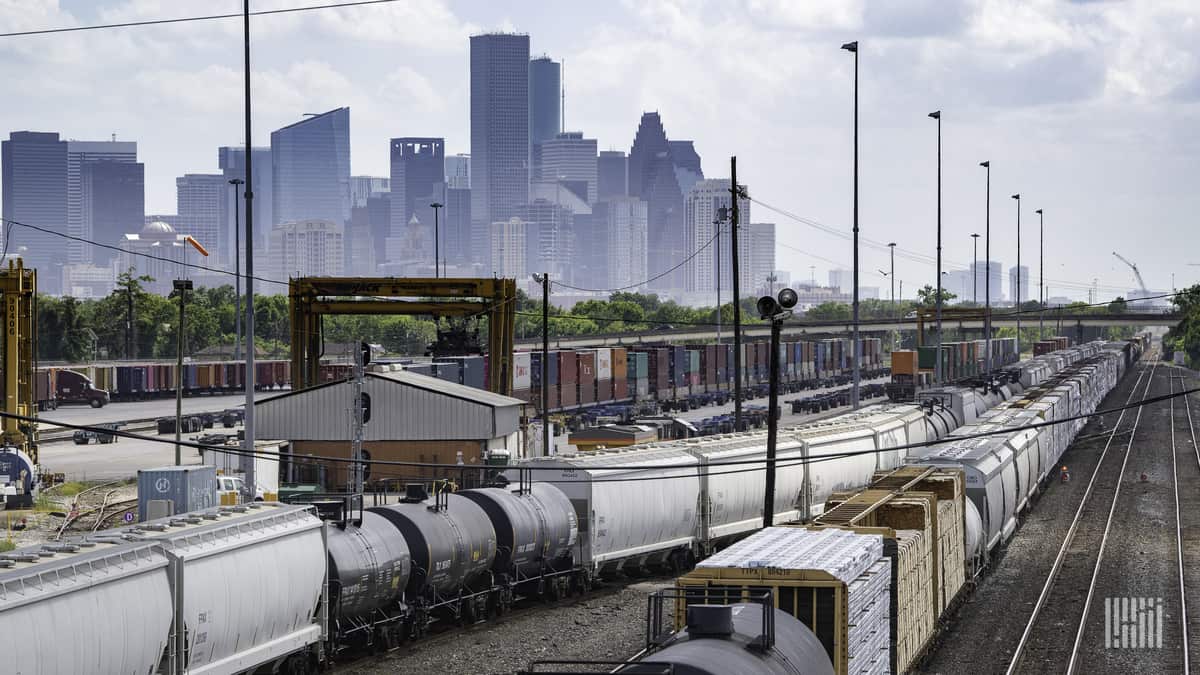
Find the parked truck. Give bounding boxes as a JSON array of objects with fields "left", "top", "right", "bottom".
[
  {"left": 39, "top": 369, "right": 109, "bottom": 409},
  {"left": 201, "top": 439, "right": 283, "bottom": 502}
]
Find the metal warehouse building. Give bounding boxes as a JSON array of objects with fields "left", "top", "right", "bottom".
[{"left": 255, "top": 367, "right": 525, "bottom": 489}]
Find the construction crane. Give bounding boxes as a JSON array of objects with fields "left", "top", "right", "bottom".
[{"left": 1112, "top": 252, "right": 1149, "bottom": 296}]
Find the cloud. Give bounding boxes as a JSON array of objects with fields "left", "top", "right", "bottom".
[{"left": 377, "top": 66, "right": 446, "bottom": 112}]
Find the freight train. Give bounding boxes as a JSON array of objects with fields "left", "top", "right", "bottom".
[
  {"left": 33, "top": 337, "right": 890, "bottom": 413},
  {"left": 1, "top": 338, "right": 1142, "bottom": 674}
]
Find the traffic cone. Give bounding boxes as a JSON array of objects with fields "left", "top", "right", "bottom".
[{"left": 1060, "top": 465, "right": 1071, "bottom": 483}]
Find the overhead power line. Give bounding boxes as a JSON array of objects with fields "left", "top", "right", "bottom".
[
  {"left": 0, "top": 0, "right": 405, "bottom": 38},
  {"left": 552, "top": 231, "right": 721, "bottom": 294}
]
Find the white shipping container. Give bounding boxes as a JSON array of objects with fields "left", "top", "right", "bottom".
[
  {"left": 595, "top": 348, "right": 612, "bottom": 381},
  {"left": 513, "top": 352, "right": 532, "bottom": 391}
]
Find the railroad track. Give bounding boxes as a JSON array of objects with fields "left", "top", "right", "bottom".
[
  {"left": 1174, "top": 367, "right": 1200, "bottom": 668},
  {"left": 1004, "top": 356, "right": 1158, "bottom": 674}
]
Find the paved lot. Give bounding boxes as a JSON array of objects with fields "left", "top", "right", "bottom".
[{"left": 37, "top": 390, "right": 282, "bottom": 430}]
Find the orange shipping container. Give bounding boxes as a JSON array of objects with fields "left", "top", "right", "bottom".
[{"left": 892, "top": 350, "right": 919, "bottom": 376}]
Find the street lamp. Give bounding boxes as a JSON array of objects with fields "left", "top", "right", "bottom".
[
  {"left": 430, "top": 201, "right": 444, "bottom": 278},
  {"left": 1035, "top": 209, "right": 1044, "bottom": 340},
  {"left": 842, "top": 39, "right": 861, "bottom": 409},
  {"left": 757, "top": 287, "right": 799, "bottom": 527},
  {"left": 228, "top": 178, "right": 244, "bottom": 361},
  {"left": 980, "top": 161, "right": 992, "bottom": 373},
  {"left": 1012, "top": 193, "right": 1022, "bottom": 356},
  {"left": 971, "top": 233, "right": 980, "bottom": 305},
  {"left": 929, "top": 110, "right": 943, "bottom": 384},
  {"left": 174, "top": 235, "right": 208, "bottom": 467}
]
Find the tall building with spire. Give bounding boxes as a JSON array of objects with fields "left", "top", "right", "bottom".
[
  {"left": 528, "top": 56, "right": 561, "bottom": 147},
  {"left": 628, "top": 112, "right": 701, "bottom": 293},
  {"left": 471, "top": 33, "right": 530, "bottom": 272}
]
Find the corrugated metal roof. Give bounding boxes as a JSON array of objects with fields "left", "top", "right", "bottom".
[{"left": 255, "top": 370, "right": 522, "bottom": 441}]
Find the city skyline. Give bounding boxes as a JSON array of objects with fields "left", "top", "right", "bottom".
[{"left": 0, "top": 2, "right": 1195, "bottom": 302}]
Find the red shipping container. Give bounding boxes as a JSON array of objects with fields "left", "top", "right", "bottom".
[
  {"left": 612, "top": 348, "right": 629, "bottom": 400},
  {"left": 557, "top": 351, "right": 578, "bottom": 408}
]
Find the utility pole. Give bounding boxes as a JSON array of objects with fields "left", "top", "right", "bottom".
[
  {"left": 352, "top": 342, "right": 365, "bottom": 494},
  {"left": 126, "top": 284, "right": 134, "bottom": 359},
  {"left": 1012, "top": 193, "right": 1021, "bottom": 356},
  {"left": 730, "top": 157, "right": 744, "bottom": 430},
  {"left": 1036, "top": 209, "right": 1044, "bottom": 340},
  {"left": 971, "top": 233, "right": 980, "bottom": 305},
  {"left": 241, "top": 0, "right": 257, "bottom": 499},
  {"left": 229, "top": 178, "right": 244, "bottom": 361},
  {"left": 538, "top": 273, "right": 551, "bottom": 456},
  {"left": 431, "top": 201, "right": 444, "bottom": 278},
  {"left": 929, "top": 110, "right": 943, "bottom": 385},
  {"left": 842, "top": 39, "right": 861, "bottom": 409},
  {"left": 714, "top": 216, "right": 723, "bottom": 345},
  {"left": 980, "top": 161, "right": 992, "bottom": 373},
  {"left": 173, "top": 279, "right": 192, "bottom": 466}
]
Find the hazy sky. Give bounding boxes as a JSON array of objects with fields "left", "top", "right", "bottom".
[{"left": 2, "top": 0, "right": 1197, "bottom": 300}]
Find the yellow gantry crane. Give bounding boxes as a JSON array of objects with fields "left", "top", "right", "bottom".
[
  {"left": 288, "top": 276, "right": 517, "bottom": 394},
  {"left": 1, "top": 259, "right": 38, "bottom": 463}
]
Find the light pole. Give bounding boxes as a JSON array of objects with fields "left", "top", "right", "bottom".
[
  {"left": 229, "top": 178, "right": 244, "bottom": 361},
  {"left": 430, "top": 201, "right": 444, "bottom": 278},
  {"left": 1012, "top": 193, "right": 1022, "bottom": 356},
  {"left": 757, "top": 288, "right": 799, "bottom": 527},
  {"left": 241, "top": 0, "right": 257, "bottom": 502},
  {"left": 929, "top": 110, "right": 943, "bottom": 384},
  {"left": 971, "top": 233, "right": 980, "bottom": 305},
  {"left": 980, "top": 161, "right": 992, "bottom": 373},
  {"left": 1035, "top": 209, "right": 1044, "bottom": 340},
  {"left": 174, "top": 236, "right": 208, "bottom": 467},
  {"left": 730, "top": 158, "right": 745, "bottom": 429},
  {"left": 842, "top": 39, "right": 861, "bottom": 409},
  {"left": 714, "top": 213, "right": 726, "bottom": 345}
]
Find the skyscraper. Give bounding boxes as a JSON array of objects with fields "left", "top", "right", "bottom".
[
  {"left": 490, "top": 217, "right": 527, "bottom": 280},
  {"left": 743, "top": 223, "right": 776, "bottom": 294},
  {"left": 684, "top": 178, "right": 750, "bottom": 293},
  {"left": 597, "top": 150, "right": 628, "bottom": 200},
  {"left": 271, "top": 107, "right": 351, "bottom": 227},
  {"left": 529, "top": 56, "right": 561, "bottom": 147},
  {"left": 584, "top": 197, "right": 648, "bottom": 291},
  {"left": 270, "top": 219, "right": 344, "bottom": 279},
  {"left": 536, "top": 132, "right": 598, "bottom": 203},
  {"left": 389, "top": 137, "right": 444, "bottom": 233},
  {"left": 972, "top": 260, "right": 1003, "bottom": 303},
  {"left": 829, "top": 269, "right": 852, "bottom": 292},
  {"left": 82, "top": 160, "right": 144, "bottom": 266},
  {"left": 218, "top": 145, "right": 273, "bottom": 263},
  {"left": 176, "top": 174, "right": 226, "bottom": 253},
  {"left": 522, "top": 197, "right": 576, "bottom": 281},
  {"left": 1009, "top": 265, "right": 1030, "bottom": 304},
  {"left": 66, "top": 140, "right": 138, "bottom": 265},
  {"left": 628, "top": 112, "right": 700, "bottom": 293},
  {"left": 668, "top": 141, "right": 703, "bottom": 194},
  {"left": 350, "top": 176, "right": 390, "bottom": 208},
  {"left": 471, "top": 33, "right": 530, "bottom": 271},
  {"left": 2, "top": 132, "right": 68, "bottom": 290},
  {"left": 445, "top": 154, "right": 471, "bottom": 189}
]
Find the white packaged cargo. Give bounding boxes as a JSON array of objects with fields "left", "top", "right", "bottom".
[
  {"left": 516, "top": 446, "right": 700, "bottom": 573},
  {"left": 595, "top": 347, "right": 612, "bottom": 381},
  {"left": 0, "top": 539, "right": 173, "bottom": 675},
  {"left": 125, "top": 503, "right": 327, "bottom": 675},
  {"left": 512, "top": 352, "right": 532, "bottom": 391}
]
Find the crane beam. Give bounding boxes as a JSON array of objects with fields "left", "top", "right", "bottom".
[{"left": 1112, "top": 251, "right": 1149, "bottom": 294}]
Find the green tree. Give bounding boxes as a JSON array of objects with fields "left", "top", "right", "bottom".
[
  {"left": 1108, "top": 296, "right": 1128, "bottom": 314},
  {"left": 805, "top": 301, "right": 852, "bottom": 320},
  {"left": 916, "top": 285, "right": 956, "bottom": 307}
]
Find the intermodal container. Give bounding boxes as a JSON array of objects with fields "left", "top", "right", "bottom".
[
  {"left": 512, "top": 352, "right": 532, "bottom": 403},
  {"left": 687, "top": 349, "right": 701, "bottom": 388},
  {"left": 557, "top": 351, "right": 578, "bottom": 409},
  {"left": 577, "top": 351, "right": 597, "bottom": 405},
  {"left": 595, "top": 348, "right": 613, "bottom": 402},
  {"left": 612, "top": 348, "right": 629, "bottom": 400}
]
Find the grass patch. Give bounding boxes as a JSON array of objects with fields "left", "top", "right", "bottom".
[
  {"left": 0, "top": 540, "right": 14, "bottom": 553},
  {"left": 54, "top": 481, "right": 88, "bottom": 497}
]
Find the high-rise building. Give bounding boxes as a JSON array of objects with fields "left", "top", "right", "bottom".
[
  {"left": 389, "top": 138, "right": 444, "bottom": 232},
  {"left": 350, "top": 175, "right": 390, "bottom": 208},
  {"left": 668, "top": 140, "right": 703, "bottom": 194},
  {"left": 444, "top": 186, "right": 472, "bottom": 269},
  {"left": 271, "top": 107, "right": 351, "bottom": 227},
  {"left": 684, "top": 178, "right": 750, "bottom": 294},
  {"left": 81, "top": 160, "right": 144, "bottom": 267},
  {"left": 445, "top": 154, "right": 471, "bottom": 189},
  {"left": 628, "top": 112, "right": 702, "bottom": 294},
  {"left": 522, "top": 197, "right": 576, "bottom": 281},
  {"left": 1009, "top": 265, "right": 1030, "bottom": 304},
  {"left": 349, "top": 194, "right": 391, "bottom": 271},
  {"left": 529, "top": 56, "right": 561, "bottom": 147},
  {"left": 743, "top": 223, "right": 776, "bottom": 295},
  {"left": 471, "top": 33, "right": 530, "bottom": 268},
  {"left": 270, "top": 219, "right": 344, "bottom": 279},
  {"left": 490, "top": 217, "right": 527, "bottom": 280},
  {"left": 535, "top": 132, "right": 598, "bottom": 203},
  {"left": 218, "top": 146, "right": 273, "bottom": 264},
  {"left": 586, "top": 197, "right": 648, "bottom": 291},
  {"left": 176, "top": 174, "right": 226, "bottom": 255},
  {"left": 972, "top": 260, "right": 1003, "bottom": 303},
  {"left": 66, "top": 140, "right": 137, "bottom": 265},
  {"left": 828, "top": 269, "right": 852, "bottom": 293},
  {"left": 2, "top": 133, "right": 68, "bottom": 284},
  {"left": 944, "top": 269, "right": 973, "bottom": 303},
  {"left": 597, "top": 150, "right": 628, "bottom": 200}
]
